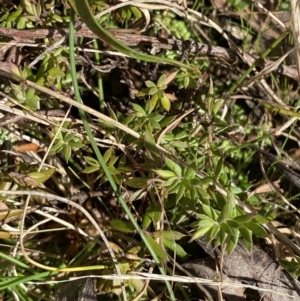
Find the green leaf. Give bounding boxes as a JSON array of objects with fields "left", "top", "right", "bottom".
[
  {"left": 145, "top": 80, "right": 156, "bottom": 88},
  {"left": 157, "top": 74, "right": 167, "bottom": 88},
  {"left": 7, "top": 8, "right": 22, "bottom": 22},
  {"left": 128, "top": 189, "right": 145, "bottom": 202},
  {"left": 26, "top": 94, "right": 40, "bottom": 111},
  {"left": 162, "top": 239, "right": 187, "bottom": 258},
  {"left": 165, "top": 157, "right": 182, "bottom": 177},
  {"left": 184, "top": 166, "right": 196, "bottom": 179},
  {"left": 17, "top": 17, "right": 26, "bottom": 29},
  {"left": 219, "top": 223, "right": 229, "bottom": 245},
  {"left": 154, "top": 169, "right": 176, "bottom": 178},
  {"left": 149, "top": 86, "right": 158, "bottom": 95},
  {"left": 160, "top": 115, "right": 176, "bottom": 128},
  {"left": 84, "top": 156, "right": 100, "bottom": 167},
  {"left": 152, "top": 230, "right": 185, "bottom": 240},
  {"left": 239, "top": 226, "right": 252, "bottom": 244},
  {"left": 27, "top": 168, "right": 55, "bottom": 184},
  {"left": 199, "top": 193, "right": 212, "bottom": 207},
  {"left": 207, "top": 77, "right": 214, "bottom": 112},
  {"left": 198, "top": 219, "right": 215, "bottom": 228},
  {"left": 110, "top": 219, "right": 135, "bottom": 233},
  {"left": 194, "top": 177, "right": 213, "bottom": 186},
  {"left": 220, "top": 222, "right": 234, "bottom": 235},
  {"left": 149, "top": 118, "right": 161, "bottom": 129},
  {"left": 227, "top": 227, "right": 239, "bottom": 254},
  {"left": 53, "top": 14, "right": 63, "bottom": 22},
  {"left": 10, "top": 172, "right": 39, "bottom": 187},
  {"left": 131, "top": 6, "right": 142, "bottom": 18},
  {"left": 233, "top": 214, "right": 254, "bottom": 223},
  {"left": 245, "top": 222, "right": 268, "bottom": 238},
  {"left": 108, "top": 154, "right": 118, "bottom": 167},
  {"left": 260, "top": 101, "right": 300, "bottom": 118},
  {"left": 159, "top": 83, "right": 167, "bottom": 91},
  {"left": 48, "top": 66, "right": 61, "bottom": 77},
  {"left": 183, "top": 75, "right": 189, "bottom": 88},
  {"left": 197, "top": 214, "right": 215, "bottom": 221},
  {"left": 129, "top": 278, "right": 144, "bottom": 295},
  {"left": 26, "top": 87, "right": 36, "bottom": 99},
  {"left": 64, "top": 133, "right": 76, "bottom": 143},
  {"left": 103, "top": 148, "right": 112, "bottom": 163},
  {"left": 176, "top": 182, "right": 185, "bottom": 203},
  {"left": 107, "top": 166, "right": 118, "bottom": 176},
  {"left": 142, "top": 202, "right": 162, "bottom": 229},
  {"left": 81, "top": 165, "right": 100, "bottom": 174},
  {"left": 61, "top": 145, "right": 72, "bottom": 161},
  {"left": 202, "top": 204, "right": 217, "bottom": 220},
  {"left": 212, "top": 98, "right": 223, "bottom": 114},
  {"left": 226, "top": 220, "right": 240, "bottom": 228},
  {"left": 149, "top": 94, "right": 158, "bottom": 113},
  {"left": 252, "top": 215, "right": 270, "bottom": 224},
  {"left": 50, "top": 141, "right": 63, "bottom": 152},
  {"left": 243, "top": 239, "right": 253, "bottom": 252},
  {"left": 214, "top": 157, "right": 223, "bottom": 181},
  {"left": 166, "top": 179, "right": 181, "bottom": 193},
  {"left": 11, "top": 83, "right": 24, "bottom": 102},
  {"left": 163, "top": 177, "right": 177, "bottom": 187},
  {"left": 132, "top": 103, "right": 146, "bottom": 116},
  {"left": 23, "top": 0, "right": 34, "bottom": 15},
  {"left": 217, "top": 190, "right": 235, "bottom": 223},
  {"left": 190, "top": 227, "right": 211, "bottom": 241},
  {"left": 149, "top": 112, "right": 165, "bottom": 122},
  {"left": 124, "top": 177, "right": 148, "bottom": 188},
  {"left": 207, "top": 224, "right": 220, "bottom": 244},
  {"left": 68, "top": 139, "right": 85, "bottom": 148},
  {"left": 160, "top": 94, "right": 171, "bottom": 111},
  {"left": 144, "top": 236, "right": 167, "bottom": 260}
]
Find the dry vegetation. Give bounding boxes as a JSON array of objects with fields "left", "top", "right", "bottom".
[{"left": 0, "top": 0, "right": 300, "bottom": 300}]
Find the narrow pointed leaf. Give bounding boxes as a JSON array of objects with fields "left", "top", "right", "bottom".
[
  {"left": 245, "top": 222, "right": 268, "bottom": 238},
  {"left": 217, "top": 191, "right": 235, "bottom": 223},
  {"left": 145, "top": 236, "right": 167, "bottom": 260}
]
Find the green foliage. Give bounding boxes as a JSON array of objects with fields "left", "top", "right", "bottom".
[
  {"left": 9, "top": 168, "right": 55, "bottom": 187},
  {"left": 49, "top": 126, "right": 86, "bottom": 161},
  {"left": 175, "top": 68, "right": 198, "bottom": 89},
  {"left": 1, "top": 0, "right": 299, "bottom": 299},
  {"left": 10, "top": 83, "right": 40, "bottom": 110},
  {"left": 0, "top": 0, "right": 68, "bottom": 28},
  {"left": 189, "top": 192, "right": 270, "bottom": 254},
  {"left": 82, "top": 148, "right": 125, "bottom": 184},
  {"left": 119, "top": 6, "right": 142, "bottom": 21},
  {"left": 228, "top": 0, "right": 252, "bottom": 10},
  {"left": 0, "top": 128, "right": 13, "bottom": 145},
  {"left": 280, "top": 256, "right": 300, "bottom": 277},
  {"left": 155, "top": 11, "right": 191, "bottom": 40},
  {"left": 137, "top": 71, "right": 178, "bottom": 112}
]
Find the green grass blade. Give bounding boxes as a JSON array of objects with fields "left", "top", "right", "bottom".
[
  {"left": 67, "top": 0, "right": 196, "bottom": 71},
  {"left": 0, "top": 271, "right": 58, "bottom": 290},
  {"left": 68, "top": 9, "right": 176, "bottom": 301}
]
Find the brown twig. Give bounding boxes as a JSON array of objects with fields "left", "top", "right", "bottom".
[{"left": 0, "top": 27, "right": 298, "bottom": 82}]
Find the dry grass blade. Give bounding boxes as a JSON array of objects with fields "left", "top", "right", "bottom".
[
  {"left": 290, "top": 0, "right": 300, "bottom": 79},
  {"left": 247, "top": 48, "right": 294, "bottom": 84},
  {"left": 252, "top": 0, "right": 287, "bottom": 29},
  {"left": 42, "top": 272, "right": 298, "bottom": 298},
  {"left": 1, "top": 190, "right": 117, "bottom": 272}
]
